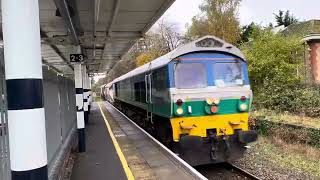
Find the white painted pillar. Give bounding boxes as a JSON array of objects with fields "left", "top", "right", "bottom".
[
  {"left": 88, "top": 77, "right": 92, "bottom": 113},
  {"left": 2, "top": 0, "right": 48, "bottom": 179},
  {"left": 74, "top": 64, "right": 86, "bottom": 152},
  {"left": 82, "top": 66, "right": 89, "bottom": 123}
]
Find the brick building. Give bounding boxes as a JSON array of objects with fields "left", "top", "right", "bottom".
[{"left": 284, "top": 20, "right": 320, "bottom": 84}]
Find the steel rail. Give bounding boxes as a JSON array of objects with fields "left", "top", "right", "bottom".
[{"left": 227, "top": 163, "right": 262, "bottom": 180}]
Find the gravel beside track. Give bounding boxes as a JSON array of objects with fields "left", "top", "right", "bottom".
[{"left": 233, "top": 147, "right": 317, "bottom": 180}]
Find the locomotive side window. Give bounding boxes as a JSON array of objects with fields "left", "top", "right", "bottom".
[
  {"left": 213, "top": 62, "right": 244, "bottom": 87},
  {"left": 152, "top": 68, "right": 168, "bottom": 92},
  {"left": 134, "top": 83, "right": 140, "bottom": 101},
  {"left": 134, "top": 81, "right": 146, "bottom": 103},
  {"left": 174, "top": 63, "right": 207, "bottom": 89}
]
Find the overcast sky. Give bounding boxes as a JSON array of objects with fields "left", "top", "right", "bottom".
[{"left": 158, "top": 0, "right": 320, "bottom": 33}]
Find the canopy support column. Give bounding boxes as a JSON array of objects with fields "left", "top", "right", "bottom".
[
  {"left": 74, "top": 64, "right": 86, "bottom": 152},
  {"left": 88, "top": 77, "right": 92, "bottom": 114},
  {"left": 83, "top": 66, "right": 89, "bottom": 124},
  {"left": 2, "top": 0, "right": 48, "bottom": 179}
]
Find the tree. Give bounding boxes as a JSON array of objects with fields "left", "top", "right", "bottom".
[
  {"left": 134, "top": 20, "right": 184, "bottom": 66},
  {"left": 274, "top": 10, "right": 284, "bottom": 26},
  {"left": 241, "top": 29, "right": 302, "bottom": 88},
  {"left": 186, "top": 0, "right": 242, "bottom": 44},
  {"left": 158, "top": 20, "right": 183, "bottom": 51},
  {"left": 240, "top": 29, "right": 307, "bottom": 112},
  {"left": 96, "top": 20, "right": 184, "bottom": 85},
  {"left": 104, "top": 59, "right": 136, "bottom": 83},
  {"left": 240, "top": 22, "right": 259, "bottom": 43},
  {"left": 274, "top": 10, "right": 298, "bottom": 27},
  {"left": 135, "top": 53, "right": 155, "bottom": 67}
]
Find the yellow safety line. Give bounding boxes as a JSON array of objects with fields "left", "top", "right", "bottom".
[{"left": 98, "top": 103, "right": 135, "bottom": 180}]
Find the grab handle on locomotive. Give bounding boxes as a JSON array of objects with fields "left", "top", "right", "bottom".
[
  {"left": 145, "top": 75, "right": 148, "bottom": 103},
  {"left": 148, "top": 74, "right": 152, "bottom": 103}
]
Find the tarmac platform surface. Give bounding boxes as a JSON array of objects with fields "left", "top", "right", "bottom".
[
  {"left": 71, "top": 103, "right": 127, "bottom": 180},
  {"left": 71, "top": 102, "right": 198, "bottom": 180}
]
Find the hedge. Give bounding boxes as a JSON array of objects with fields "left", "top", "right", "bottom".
[{"left": 253, "top": 117, "right": 320, "bottom": 148}]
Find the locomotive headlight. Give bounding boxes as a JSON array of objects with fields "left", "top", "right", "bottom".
[
  {"left": 176, "top": 108, "right": 184, "bottom": 116},
  {"left": 213, "top": 98, "right": 220, "bottom": 105},
  {"left": 206, "top": 98, "right": 213, "bottom": 105},
  {"left": 239, "top": 103, "right": 248, "bottom": 111}
]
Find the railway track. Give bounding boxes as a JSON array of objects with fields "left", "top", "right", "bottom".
[
  {"left": 196, "top": 162, "right": 261, "bottom": 180},
  {"left": 106, "top": 101, "right": 207, "bottom": 180},
  {"left": 106, "top": 101, "right": 261, "bottom": 180},
  {"left": 228, "top": 163, "right": 261, "bottom": 180}
]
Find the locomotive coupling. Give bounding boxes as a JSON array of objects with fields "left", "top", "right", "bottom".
[{"left": 177, "top": 130, "right": 256, "bottom": 165}]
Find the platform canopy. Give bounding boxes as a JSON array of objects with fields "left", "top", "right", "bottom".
[{"left": 0, "top": 0, "right": 175, "bottom": 75}]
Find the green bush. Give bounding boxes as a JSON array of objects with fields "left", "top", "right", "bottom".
[
  {"left": 241, "top": 29, "right": 303, "bottom": 88},
  {"left": 255, "top": 118, "right": 320, "bottom": 148},
  {"left": 254, "top": 84, "right": 320, "bottom": 117},
  {"left": 241, "top": 28, "right": 320, "bottom": 117}
]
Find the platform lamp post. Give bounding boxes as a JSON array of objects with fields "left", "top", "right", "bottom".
[{"left": 2, "top": 0, "right": 49, "bottom": 179}]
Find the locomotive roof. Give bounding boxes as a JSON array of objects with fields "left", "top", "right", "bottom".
[{"left": 109, "top": 36, "right": 246, "bottom": 85}]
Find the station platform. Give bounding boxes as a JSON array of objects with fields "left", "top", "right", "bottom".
[{"left": 71, "top": 102, "right": 203, "bottom": 180}]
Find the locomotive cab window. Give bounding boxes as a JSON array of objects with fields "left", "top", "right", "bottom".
[
  {"left": 174, "top": 63, "right": 207, "bottom": 89},
  {"left": 213, "top": 62, "right": 244, "bottom": 87}
]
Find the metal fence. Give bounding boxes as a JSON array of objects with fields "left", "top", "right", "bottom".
[
  {"left": 0, "top": 49, "right": 77, "bottom": 180},
  {"left": 0, "top": 50, "right": 10, "bottom": 180}
]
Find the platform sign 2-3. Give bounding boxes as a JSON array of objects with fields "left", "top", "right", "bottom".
[{"left": 70, "top": 54, "right": 84, "bottom": 62}]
